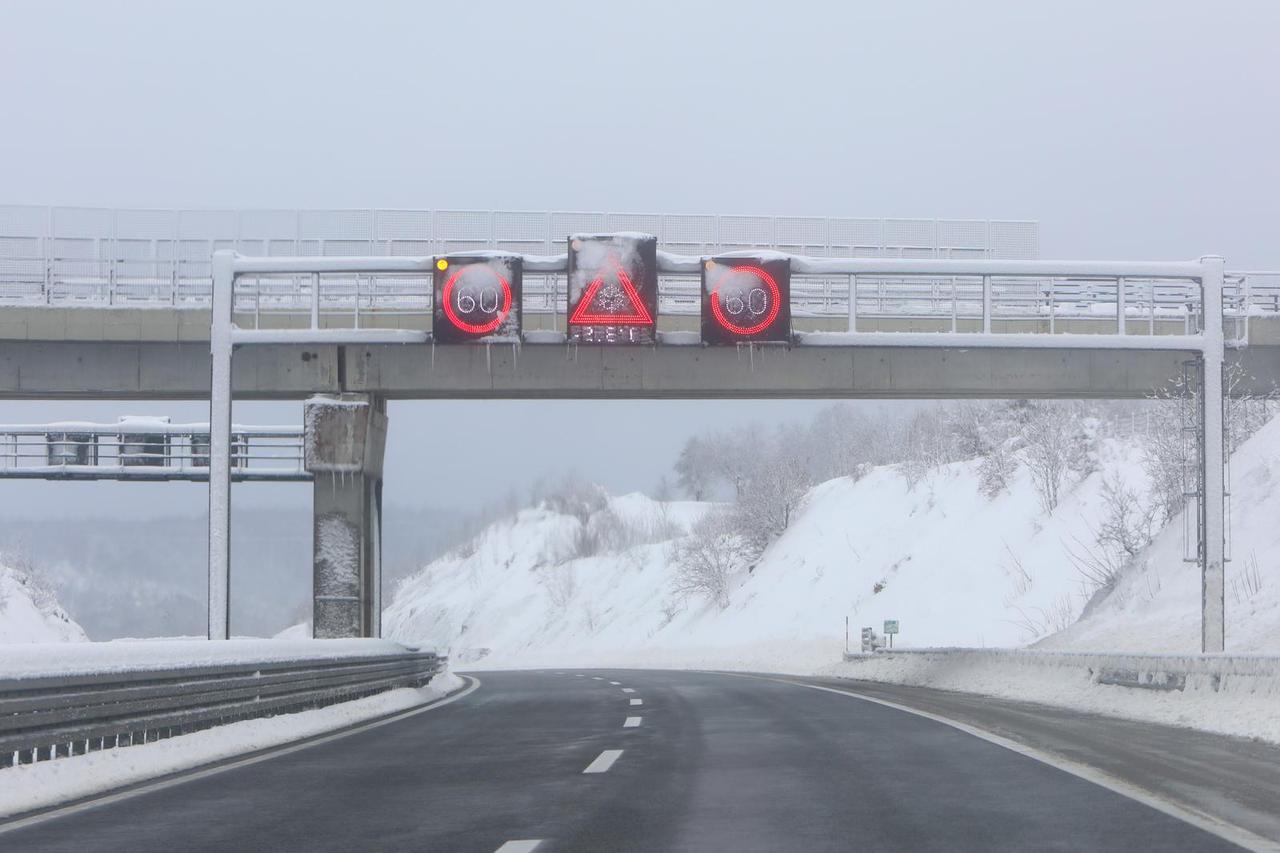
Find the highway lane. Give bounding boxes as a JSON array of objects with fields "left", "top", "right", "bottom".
[{"left": 0, "top": 670, "right": 1248, "bottom": 852}]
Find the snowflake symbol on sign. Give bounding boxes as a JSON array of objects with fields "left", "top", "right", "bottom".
[{"left": 594, "top": 280, "right": 628, "bottom": 313}]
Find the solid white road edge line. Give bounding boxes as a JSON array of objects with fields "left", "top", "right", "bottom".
[
  {"left": 495, "top": 841, "right": 542, "bottom": 852},
  {"left": 0, "top": 675, "right": 484, "bottom": 836},
  {"left": 624, "top": 717, "right": 642, "bottom": 728},
  {"left": 729, "top": 673, "right": 1276, "bottom": 853},
  {"left": 583, "top": 749, "right": 623, "bottom": 774},
  {"left": 629, "top": 698, "right": 643, "bottom": 706}
]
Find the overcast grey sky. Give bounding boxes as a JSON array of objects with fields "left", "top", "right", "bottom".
[{"left": 2, "top": 0, "right": 1278, "bottom": 518}]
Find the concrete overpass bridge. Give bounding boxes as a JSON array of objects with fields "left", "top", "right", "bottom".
[{"left": 3, "top": 205, "right": 1272, "bottom": 655}]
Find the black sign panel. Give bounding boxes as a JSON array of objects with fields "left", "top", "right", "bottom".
[
  {"left": 701, "top": 255, "right": 791, "bottom": 344},
  {"left": 567, "top": 233, "right": 658, "bottom": 345},
  {"left": 432, "top": 253, "right": 522, "bottom": 343}
]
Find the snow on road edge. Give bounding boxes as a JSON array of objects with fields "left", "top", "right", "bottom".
[
  {"left": 0, "top": 671, "right": 464, "bottom": 820},
  {"left": 820, "top": 655, "right": 1280, "bottom": 743}
]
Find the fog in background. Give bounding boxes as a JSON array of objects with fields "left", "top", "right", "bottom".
[{"left": 1, "top": 0, "right": 1277, "bottom": 636}]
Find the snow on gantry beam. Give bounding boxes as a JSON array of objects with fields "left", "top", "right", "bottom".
[
  {"left": 230, "top": 253, "right": 572, "bottom": 275},
  {"left": 796, "top": 331, "right": 1209, "bottom": 353},
  {"left": 228, "top": 251, "right": 1210, "bottom": 281},
  {"left": 783, "top": 257, "right": 1207, "bottom": 279}
]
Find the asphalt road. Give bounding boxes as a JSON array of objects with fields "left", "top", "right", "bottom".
[{"left": 0, "top": 670, "right": 1255, "bottom": 852}]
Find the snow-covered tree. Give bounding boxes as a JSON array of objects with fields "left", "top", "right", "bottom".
[
  {"left": 1022, "top": 402, "right": 1094, "bottom": 513},
  {"left": 674, "top": 436, "right": 716, "bottom": 501},
  {"left": 671, "top": 510, "right": 750, "bottom": 609}
]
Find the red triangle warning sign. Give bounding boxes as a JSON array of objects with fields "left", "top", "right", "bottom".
[{"left": 569, "top": 263, "right": 653, "bottom": 325}]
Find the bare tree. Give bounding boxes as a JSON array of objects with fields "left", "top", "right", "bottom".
[
  {"left": 1023, "top": 403, "right": 1093, "bottom": 513},
  {"left": 978, "top": 441, "right": 1018, "bottom": 498},
  {"left": 1138, "top": 392, "right": 1188, "bottom": 525},
  {"left": 730, "top": 430, "right": 815, "bottom": 554},
  {"left": 671, "top": 510, "right": 751, "bottom": 609},
  {"left": 1096, "top": 473, "right": 1157, "bottom": 558},
  {"left": 898, "top": 409, "right": 959, "bottom": 490},
  {"left": 674, "top": 436, "right": 716, "bottom": 501}
]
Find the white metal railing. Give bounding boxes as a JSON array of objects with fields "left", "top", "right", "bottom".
[
  {"left": 0, "top": 421, "right": 306, "bottom": 481},
  {"left": 2, "top": 205, "right": 1038, "bottom": 316},
  {"left": 0, "top": 255, "right": 1272, "bottom": 336}
]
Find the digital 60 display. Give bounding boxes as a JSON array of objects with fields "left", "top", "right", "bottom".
[
  {"left": 701, "top": 255, "right": 791, "bottom": 344},
  {"left": 432, "top": 253, "right": 522, "bottom": 343},
  {"left": 567, "top": 233, "right": 658, "bottom": 345}
]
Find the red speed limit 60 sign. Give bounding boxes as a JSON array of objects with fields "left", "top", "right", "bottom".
[
  {"left": 432, "top": 253, "right": 522, "bottom": 343},
  {"left": 701, "top": 255, "right": 791, "bottom": 344}
]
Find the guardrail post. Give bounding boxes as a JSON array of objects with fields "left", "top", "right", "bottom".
[
  {"left": 846, "top": 274, "right": 857, "bottom": 333},
  {"left": 208, "top": 251, "right": 235, "bottom": 640},
  {"left": 982, "top": 275, "right": 992, "bottom": 334},
  {"left": 310, "top": 272, "right": 321, "bottom": 330},
  {"left": 1200, "top": 255, "right": 1226, "bottom": 653},
  {"left": 1117, "top": 277, "right": 1126, "bottom": 335}
]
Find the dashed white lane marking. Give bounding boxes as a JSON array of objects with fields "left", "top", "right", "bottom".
[
  {"left": 608, "top": 681, "right": 621, "bottom": 685},
  {"left": 592, "top": 676, "right": 604, "bottom": 681},
  {"left": 621, "top": 687, "right": 636, "bottom": 693},
  {"left": 495, "top": 841, "right": 542, "bottom": 853},
  {"left": 629, "top": 698, "right": 643, "bottom": 706},
  {"left": 624, "top": 716, "right": 642, "bottom": 728},
  {"left": 583, "top": 749, "right": 624, "bottom": 774},
  {"left": 575, "top": 674, "right": 585, "bottom": 678}
]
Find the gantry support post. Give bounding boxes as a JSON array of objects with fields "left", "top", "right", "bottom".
[
  {"left": 304, "top": 393, "right": 387, "bottom": 639},
  {"left": 207, "top": 251, "right": 234, "bottom": 640},
  {"left": 1200, "top": 255, "right": 1226, "bottom": 653}
]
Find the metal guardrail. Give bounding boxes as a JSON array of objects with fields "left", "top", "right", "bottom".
[
  {"left": 0, "top": 650, "right": 445, "bottom": 768},
  {"left": 2, "top": 259, "right": 1273, "bottom": 343},
  {"left": 839, "top": 647, "right": 1280, "bottom": 694},
  {"left": 0, "top": 421, "right": 307, "bottom": 481}
]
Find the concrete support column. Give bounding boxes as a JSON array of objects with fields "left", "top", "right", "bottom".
[
  {"left": 304, "top": 393, "right": 387, "bottom": 639},
  {"left": 1200, "top": 256, "right": 1226, "bottom": 653}
]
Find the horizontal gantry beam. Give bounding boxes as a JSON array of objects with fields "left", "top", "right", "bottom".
[{"left": 5, "top": 339, "right": 1274, "bottom": 400}]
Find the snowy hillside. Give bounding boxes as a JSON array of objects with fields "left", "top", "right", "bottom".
[
  {"left": 1041, "top": 416, "right": 1280, "bottom": 654},
  {"left": 383, "top": 438, "right": 1186, "bottom": 671},
  {"left": 0, "top": 559, "right": 88, "bottom": 644}
]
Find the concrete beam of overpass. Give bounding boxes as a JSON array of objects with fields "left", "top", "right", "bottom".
[{"left": 0, "top": 339, "right": 1255, "bottom": 399}]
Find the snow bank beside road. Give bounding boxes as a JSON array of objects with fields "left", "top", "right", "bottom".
[
  {"left": 1041, "top": 415, "right": 1280, "bottom": 655},
  {"left": 0, "top": 671, "right": 465, "bottom": 820},
  {"left": 824, "top": 650, "right": 1280, "bottom": 743},
  {"left": 0, "top": 562, "right": 86, "bottom": 645},
  {"left": 384, "top": 448, "right": 1153, "bottom": 670},
  {"left": 0, "top": 637, "right": 414, "bottom": 679}
]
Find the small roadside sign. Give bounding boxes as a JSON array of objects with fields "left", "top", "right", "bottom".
[{"left": 884, "top": 620, "right": 899, "bottom": 634}]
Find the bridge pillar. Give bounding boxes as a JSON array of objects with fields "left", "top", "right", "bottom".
[{"left": 303, "top": 393, "right": 387, "bottom": 639}]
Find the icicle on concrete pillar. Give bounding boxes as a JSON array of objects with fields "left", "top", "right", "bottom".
[{"left": 304, "top": 393, "right": 386, "bottom": 639}]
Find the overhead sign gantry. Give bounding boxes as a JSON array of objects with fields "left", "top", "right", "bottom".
[{"left": 207, "top": 238, "right": 1229, "bottom": 656}]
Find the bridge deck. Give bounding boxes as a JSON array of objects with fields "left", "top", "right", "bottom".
[{"left": 4, "top": 338, "right": 1270, "bottom": 400}]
